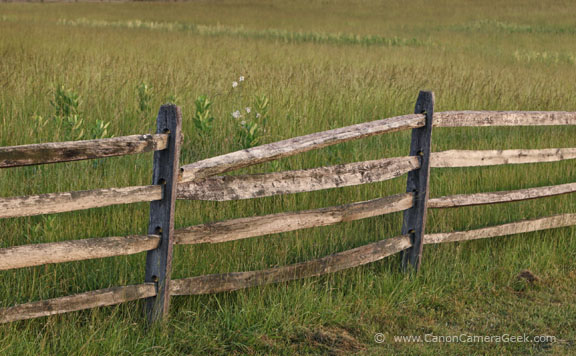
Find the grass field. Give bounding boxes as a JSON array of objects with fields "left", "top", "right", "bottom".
[{"left": 1, "top": 0, "right": 576, "bottom": 354}]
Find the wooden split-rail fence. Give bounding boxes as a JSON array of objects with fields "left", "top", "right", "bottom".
[{"left": 1, "top": 91, "right": 576, "bottom": 324}]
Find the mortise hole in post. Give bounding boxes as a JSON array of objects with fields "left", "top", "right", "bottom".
[
  {"left": 151, "top": 275, "right": 159, "bottom": 283},
  {"left": 155, "top": 226, "right": 163, "bottom": 234},
  {"left": 157, "top": 178, "right": 166, "bottom": 185},
  {"left": 163, "top": 128, "right": 171, "bottom": 134},
  {"left": 409, "top": 229, "right": 415, "bottom": 234},
  {"left": 417, "top": 151, "right": 424, "bottom": 157}
]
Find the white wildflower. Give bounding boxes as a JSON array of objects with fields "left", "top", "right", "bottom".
[
  {"left": 239, "top": 76, "right": 245, "bottom": 82},
  {"left": 232, "top": 110, "right": 242, "bottom": 119},
  {"left": 240, "top": 120, "right": 246, "bottom": 125},
  {"left": 256, "top": 113, "right": 262, "bottom": 119},
  {"left": 245, "top": 107, "right": 251, "bottom": 113},
  {"left": 232, "top": 81, "right": 238, "bottom": 88}
]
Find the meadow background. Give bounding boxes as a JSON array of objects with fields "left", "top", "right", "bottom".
[{"left": 1, "top": 0, "right": 576, "bottom": 354}]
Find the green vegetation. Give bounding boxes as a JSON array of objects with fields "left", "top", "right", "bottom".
[
  {"left": 192, "top": 95, "right": 214, "bottom": 135},
  {"left": 1, "top": 0, "right": 575, "bottom": 354}
]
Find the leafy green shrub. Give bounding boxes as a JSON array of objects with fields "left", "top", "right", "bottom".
[
  {"left": 90, "top": 119, "right": 112, "bottom": 139},
  {"left": 50, "top": 84, "right": 84, "bottom": 140},
  {"left": 192, "top": 95, "right": 215, "bottom": 134},
  {"left": 51, "top": 84, "right": 80, "bottom": 118}
]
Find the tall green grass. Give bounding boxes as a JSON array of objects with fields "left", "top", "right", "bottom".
[{"left": 1, "top": 0, "right": 576, "bottom": 354}]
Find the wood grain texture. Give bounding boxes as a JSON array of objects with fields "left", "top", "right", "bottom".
[
  {"left": 402, "top": 91, "right": 434, "bottom": 271},
  {"left": 144, "top": 105, "right": 182, "bottom": 323},
  {"left": 0, "top": 134, "right": 168, "bottom": 168},
  {"left": 175, "top": 193, "right": 413, "bottom": 245},
  {"left": 0, "top": 284, "right": 156, "bottom": 323},
  {"left": 0, "top": 235, "right": 160, "bottom": 271},
  {"left": 428, "top": 182, "right": 576, "bottom": 208},
  {"left": 180, "top": 114, "right": 425, "bottom": 182},
  {"left": 177, "top": 156, "right": 419, "bottom": 201},
  {"left": 434, "top": 111, "right": 576, "bottom": 127},
  {"left": 0, "top": 185, "right": 162, "bottom": 219},
  {"left": 170, "top": 235, "right": 411, "bottom": 295},
  {"left": 424, "top": 213, "right": 576, "bottom": 244},
  {"left": 431, "top": 148, "right": 576, "bottom": 168}
]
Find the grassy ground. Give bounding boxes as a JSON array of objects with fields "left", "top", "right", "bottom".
[{"left": 1, "top": 0, "right": 576, "bottom": 354}]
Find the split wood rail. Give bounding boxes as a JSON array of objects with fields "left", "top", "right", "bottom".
[{"left": 1, "top": 92, "right": 576, "bottom": 324}]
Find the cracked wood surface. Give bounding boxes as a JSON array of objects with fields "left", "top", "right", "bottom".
[
  {"left": 0, "top": 235, "right": 160, "bottom": 271},
  {"left": 0, "top": 134, "right": 168, "bottom": 168},
  {"left": 175, "top": 193, "right": 413, "bottom": 245},
  {"left": 428, "top": 182, "right": 576, "bottom": 208},
  {"left": 0, "top": 185, "right": 162, "bottom": 219},
  {"left": 171, "top": 235, "right": 411, "bottom": 295},
  {"left": 177, "top": 156, "right": 419, "bottom": 201}
]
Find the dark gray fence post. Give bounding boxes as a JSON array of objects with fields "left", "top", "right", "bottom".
[
  {"left": 144, "top": 104, "right": 182, "bottom": 323},
  {"left": 401, "top": 91, "right": 434, "bottom": 272}
]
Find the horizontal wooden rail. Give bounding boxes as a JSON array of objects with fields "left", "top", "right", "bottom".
[
  {"left": 428, "top": 182, "right": 576, "bottom": 208},
  {"left": 180, "top": 114, "right": 425, "bottom": 182},
  {"left": 178, "top": 110, "right": 576, "bottom": 183},
  {"left": 424, "top": 213, "right": 576, "bottom": 244},
  {"left": 175, "top": 193, "right": 413, "bottom": 245},
  {"left": 431, "top": 148, "right": 576, "bottom": 168},
  {"left": 0, "top": 235, "right": 160, "bottom": 271},
  {"left": 434, "top": 111, "right": 576, "bottom": 127},
  {"left": 0, "top": 134, "right": 169, "bottom": 168},
  {"left": 0, "top": 185, "right": 162, "bottom": 219},
  {"left": 171, "top": 235, "right": 411, "bottom": 295},
  {"left": 0, "top": 283, "right": 156, "bottom": 324},
  {"left": 177, "top": 156, "right": 419, "bottom": 201}
]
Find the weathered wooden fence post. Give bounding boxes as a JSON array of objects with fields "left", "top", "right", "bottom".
[
  {"left": 401, "top": 91, "right": 434, "bottom": 272},
  {"left": 144, "top": 104, "right": 182, "bottom": 323}
]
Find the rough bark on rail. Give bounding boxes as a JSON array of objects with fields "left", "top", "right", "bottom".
[
  {"left": 0, "top": 235, "right": 160, "bottom": 271},
  {"left": 175, "top": 193, "right": 413, "bottom": 245},
  {"left": 177, "top": 156, "right": 419, "bottom": 201},
  {"left": 170, "top": 235, "right": 411, "bottom": 295},
  {"left": 0, "top": 185, "right": 162, "bottom": 219},
  {"left": 0, "top": 134, "right": 168, "bottom": 168},
  {"left": 434, "top": 111, "right": 576, "bottom": 127},
  {"left": 0, "top": 284, "right": 156, "bottom": 323},
  {"left": 424, "top": 213, "right": 576, "bottom": 244},
  {"left": 428, "top": 182, "right": 576, "bottom": 208},
  {"left": 431, "top": 148, "right": 576, "bottom": 168}
]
